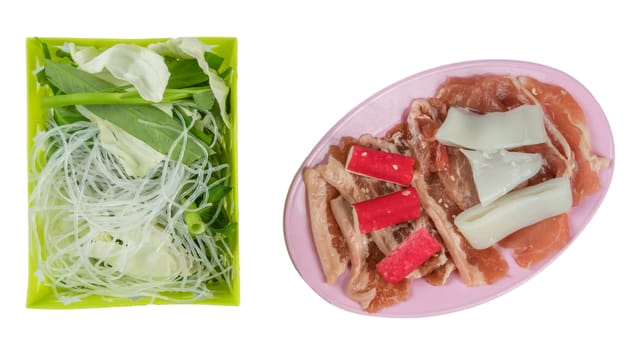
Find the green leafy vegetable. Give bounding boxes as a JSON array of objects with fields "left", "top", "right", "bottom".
[
  {"left": 53, "top": 106, "right": 87, "bottom": 125},
  {"left": 204, "top": 51, "right": 224, "bottom": 71},
  {"left": 76, "top": 105, "right": 169, "bottom": 176},
  {"left": 193, "top": 90, "right": 215, "bottom": 110},
  {"left": 45, "top": 59, "right": 112, "bottom": 93},
  {"left": 27, "top": 37, "right": 237, "bottom": 307},
  {"left": 81, "top": 104, "right": 205, "bottom": 165},
  {"left": 44, "top": 60, "right": 206, "bottom": 166},
  {"left": 173, "top": 105, "right": 213, "bottom": 145},
  {"left": 149, "top": 38, "right": 230, "bottom": 124},
  {"left": 166, "top": 59, "right": 209, "bottom": 88},
  {"left": 208, "top": 185, "right": 232, "bottom": 203}
]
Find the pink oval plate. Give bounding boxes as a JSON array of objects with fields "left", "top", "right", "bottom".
[{"left": 283, "top": 60, "right": 615, "bottom": 317}]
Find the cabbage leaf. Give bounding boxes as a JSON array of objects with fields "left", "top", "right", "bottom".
[
  {"left": 149, "top": 38, "right": 229, "bottom": 124},
  {"left": 76, "top": 105, "right": 166, "bottom": 177},
  {"left": 69, "top": 43, "right": 169, "bottom": 103}
]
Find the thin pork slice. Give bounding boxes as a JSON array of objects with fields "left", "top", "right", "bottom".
[
  {"left": 425, "top": 256, "right": 456, "bottom": 286},
  {"left": 319, "top": 153, "right": 444, "bottom": 270},
  {"left": 412, "top": 173, "right": 508, "bottom": 286},
  {"left": 499, "top": 213, "right": 570, "bottom": 268},
  {"left": 325, "top": 136, "right": 417, "bottom": 256},
  {"left": 407, "top": 103, "right": 508, "bottom": 286},
  {"left": 435, "top": 75, "right": 528, "bottom": 112},
  {"left": 318, "top": 155, "right": 400, "bottom": 254},
  {"left": 330, "top": 196, "right": 409, "bottom": 313},
  {"left": 434, "top": 75, "right": 605, "bottom": 269},
  {"left": 518, "top": 76, "right": 611, "bottom": 204},
  {"left": 323, "top": 137, "right": 401, "bottom": 255},
  {"left": 358, "top": 130, "right": 450, "bottom": 279},
  {"left": 321, "top": 139, "right": 449, "bottom": 281},
  {"left": 437, "top": 147, "right": 480, "bottom": 210},
  {"left": 303, "top": 167, "right": 350, "bottom": 284},
  {"left": 437, "top": 75, "right": 576, "bottom": 185}
]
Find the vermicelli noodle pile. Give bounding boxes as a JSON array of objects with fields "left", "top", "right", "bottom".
[{"left": 28, "top": 118, "right": 233, "bottom": 304}]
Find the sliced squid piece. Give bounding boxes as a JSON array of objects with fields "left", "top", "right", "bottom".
[
  {"left": 460, "top": 149, "right": 542, "bottom": 206},
  {"left": 455, "top": 177, "right": 572, "bottom": 250},
  {"left": 435, "top": 104, "right": 548, "bottom": 151}
]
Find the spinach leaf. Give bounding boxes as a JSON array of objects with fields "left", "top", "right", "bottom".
[
  {"left": 173, "top": 105, "right": 213, "bottom": 146},
  {"left": 204, "top": 52, "right": 224, "bottom": 71},
  {"left": 220, "top": 67, "right": 233, "bottom": 80},
  {"left": 207, "top": 185, "right": 232, "bottom": 203},
  {"left": 44, "top": 59, "right": 206, "bottom": 165},
  {"left": 166, "top": 59, "right": 209, "bottom": 89},
  {"left": 41, "top": 42, "right": 52, "bottom": 59},
  {"left": 54, "top": 106, "right": 88, "bottom": 125},
  {"left": 193, "top": 90, "right": 215, "bottom": 111},
  {"left": 212, "top": 222, "right": 237, "bottom": 236},
  {"left": 85, "top": 104, "right": 206, "bottom": 165},
  {"left": 45, "top": 59, "right": 114, "bottom": 93}
]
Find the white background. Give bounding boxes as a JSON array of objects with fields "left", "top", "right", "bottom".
[{"left": 2, "top": 0, "right": 634, "bottom": 348}]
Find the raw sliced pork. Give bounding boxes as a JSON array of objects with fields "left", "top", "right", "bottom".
[{"left": 303, "top": 167, "right": 349, "bottom": 284}]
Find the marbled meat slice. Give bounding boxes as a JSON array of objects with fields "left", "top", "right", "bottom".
[
  {"left": 435, "top": 75, "right": 529, "bottom": 112},
  {"left": 407, "top": 101, "right": 508, "bottom": 286},
  {"left": 518, "top": 76, "right": 611, "bottom": 205},
  {"left": 432, "top": 74, "right": 608, "bottom": 270},
  {"left": 319, "top": 154, "right": 401, "bottom": 255},
  {"left": 326, "top": 136, "right": 417, "bottom": 256},
  {"left": 318, "top": 150, "right": 447, "bottom": 275},
  {"left": 425, "top": 256, "right": 456, "bottom": 286},
  {"left": 303, "top": 167, "right": 350, "bottom": 284},
  {"left": 320, "top": 135, "right": 450, "bottom": 281},
  {"left": 437, "top": 75, "right": 576, "bottom": 186},
  {"left": 412, "top": 172, "right": 508, "bottom": 286},
  {"left": 358, "top": 129, "right": 450, "bottom": 279},
  {"left": 330, "top": 196, "right": 409, "bottom": 312},
  {"left": 437, "top": 147, "right": 480, "bottom": 210},
  {"left": 498, "top": 213, "right": 570, "bottom": 268}
]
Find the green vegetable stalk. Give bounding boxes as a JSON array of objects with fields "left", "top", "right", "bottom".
[
  {"left": 184, "top": 202, "right": 207, "bottom": 235},
  {"left": 40, "top": 88, "right": 211, "bottom": 108}
]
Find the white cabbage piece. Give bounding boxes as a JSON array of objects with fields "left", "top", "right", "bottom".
[
  {"left": 77, "top": 105, "right": 165, "bottom": 177},
  {"left": 69, "top": 43, "right": 169, "bottom": 103},
  {"left": 86, "top": 224, "right": 193, "bottom": 280},
  {"left": 149, "top": 37, "right": 229, "bottom": 124}
]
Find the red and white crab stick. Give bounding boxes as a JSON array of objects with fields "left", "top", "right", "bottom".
[
  {"left": 376, "top": 227, "right": 442, "bottom": 284},
  {"left": 352, "top": 188, "right": 421, "bottom": 234},
  {"left": 345, "top": 145, "right": 416, "bottom": 186}
]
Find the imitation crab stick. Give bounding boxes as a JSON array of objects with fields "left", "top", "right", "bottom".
[
  {"left": 376, "top": 227, "right": 442, "bottom": 284},
  {"left": 352, "top": 188, "right": 421, "bottom": 234},
  {"left": 345, "top": 144, "right": 416, "bottom": 186}
]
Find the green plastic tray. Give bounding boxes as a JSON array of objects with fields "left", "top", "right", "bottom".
[{"left": 26, "top": 37, "right": 239, "bottom": 308}]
